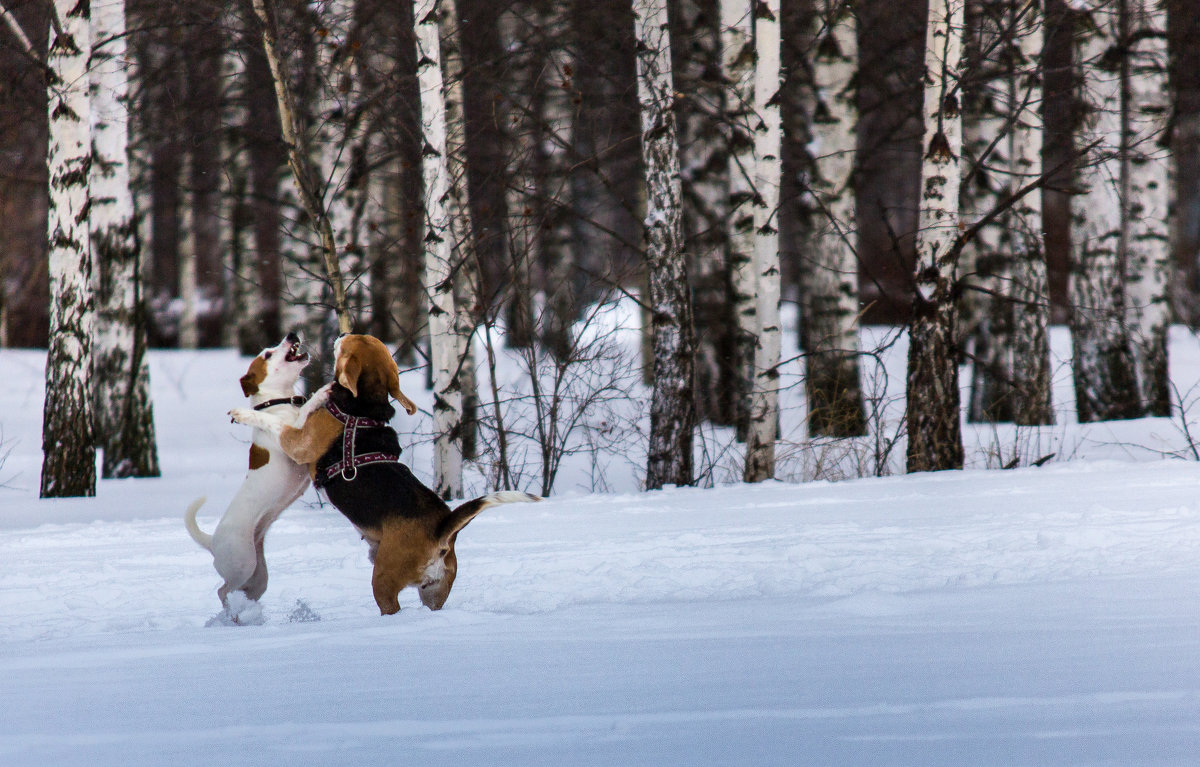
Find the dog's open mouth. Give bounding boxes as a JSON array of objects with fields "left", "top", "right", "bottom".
[{"left": 285, "top": 341, "right": 309, "bottom": 363}]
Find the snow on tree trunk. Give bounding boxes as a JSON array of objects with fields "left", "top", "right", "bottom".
[
  {"left": 906, "top": 0, "right": 965, "bottom": 473},
  {"left": 674, "top": 0, "right": 735, "bottom": 427},
  {"left": 90, "top": 0, "right": 159, "bottom": 479},
  {"left": 803, "top": 0, "right": 866, "bottom": 438},
  {"left": 635, "top": 0, "right": 696, "bottom": 490},
  {"left": 720, "top": 0, "right": 756, "bottom": 440},
  {"left": 439, "top": 0, "right": 478, "bottom": 460},
  {"left": 42, "top": 0, "right": 96, "bottom": 498},
  {"left": 743, "top": 0, "right": 783, "bottom": 483},
  {"left": 415, "top": 0, "right": 464, "bottom": 499},
  {"left": 1007, "top": 0, "right": 1052, "bottom": 426},
  {"left": 1069, "top": 1, "right": 1143, "bottom": 423},
  {"left": 1124, "top": 0, "right": 1171, "bottom": 416}
]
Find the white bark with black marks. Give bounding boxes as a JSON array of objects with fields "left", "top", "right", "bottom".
[
  {"left": 803, "top": 0, "right": 865, "bottom": 438},
  {"left": 1124, "top": 0, "right": 1170, "bottom": 416},
  {"left": 439, "top": 0, "right": 478, "bottom": 459},
  {"left": 43, "top": 0, "right": 96, "bottom": 497},
  {"left": 1007, "top": 0, "right": 1052, "bottom": 426},
  {"left": 635, "top": 0, "right": 696, "bottom": 489},
  {"left": 91, "top": 0, "right": 159, "bottom": 479},
  {"left": 416, "top": 0, "right": 464, "bottom": 499},
  {"left": 743, "top": 0, "right": 782, "bottom": 483},
  {"left": 906, "top": 0, "right": 965, "bottom": 473},
  {"left": 720, "top": 0, "right": 756, "bottom": 439},
  {"left": 1069, "top": 1, "right": 1142, "bottom": 422}
]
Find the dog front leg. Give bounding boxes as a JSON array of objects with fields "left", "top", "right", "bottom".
[
  {"left": 294, "top": 382, "right": 334, "bottom": 427},
  {"left": 229, "top": 408, "right": 286, "bottom": 435}
]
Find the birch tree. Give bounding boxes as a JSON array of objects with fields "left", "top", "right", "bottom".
[
  {"left": 415, "top": 0, "right": 464, "bottom": 499},
  {"left": 906, "top": 0, "right": 965, "bottom": 473},
  {"left": 439, "top": 0, "right": 478, "bottom": 459},
  {"left": 634, "top": 0, "right": 696, "bottom": 490},
  {"left": 965, "top": 0, "right": 1052, "bottom": 425},
  {"left": 1124, "top": 0, "right": 1170, "bottom": 416},
  {"left": 673, "top": 0, "right": 734, "bottom": 426},
  {"left": 721, "top": 0, "right": 757, "bottom": 439},
  {"left": 743, "top": 0, "right": 783, "bottom": 482},
  {"left": 803, "top": 0, "right": 866, "bottom": 437},
  {"left": 1069, "top": 0, "right": 1142, "bottom": 422},
  {"left": 91, "top": 0, "right": 159, "bottom": 479},
  {"left": 1005, "top": 0, "right": 1053, "bottom": 426},
  {"left": 42, "top": 0, "right": 96, "bottom": 497}
]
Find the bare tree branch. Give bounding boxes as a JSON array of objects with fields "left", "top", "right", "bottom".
[{"left": 250, "top": 0, "right": 351, "bottom": 334}]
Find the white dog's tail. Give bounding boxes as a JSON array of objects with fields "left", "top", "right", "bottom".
[{"left": 184, "top": 497, "right": 214, "bottom": 551}]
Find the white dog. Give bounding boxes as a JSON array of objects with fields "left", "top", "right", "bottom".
[{"left": 185, "top": 333, "right": 312, "bottom": 619}]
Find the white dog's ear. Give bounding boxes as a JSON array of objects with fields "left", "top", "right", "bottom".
[{"left": 240, "top": 358, "right": 266, "bottom": 397}]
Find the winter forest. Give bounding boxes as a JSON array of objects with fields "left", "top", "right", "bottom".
[{"left": 1, "top": 0, "right": 1198, "bottom": 499}]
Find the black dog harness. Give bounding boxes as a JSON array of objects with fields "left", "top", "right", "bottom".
[{"left": 315, "top": 400, "right": 402, "bottom": 488}]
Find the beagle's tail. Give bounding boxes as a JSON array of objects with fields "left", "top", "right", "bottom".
[
  {"left": 474, "top": 491, "right": 542, "bottom": 511},
  {"left": 184, "top": 497, "right": 214, "bottom": 551}
]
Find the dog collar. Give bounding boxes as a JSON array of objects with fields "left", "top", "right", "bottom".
[{"left": 253, "top": 395, "right": 306, "bottom": 411}]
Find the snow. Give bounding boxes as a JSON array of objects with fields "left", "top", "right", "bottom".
[{"left": 4, "top": 323, "right": 1200, "bottom": 765}]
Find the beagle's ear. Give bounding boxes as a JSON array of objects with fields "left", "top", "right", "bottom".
[
  {"left": 336, "top": 354, "right": 362, "bottom": 398},
  {"left": 386, "top": 361, "right": 418, "bottom": 415}
]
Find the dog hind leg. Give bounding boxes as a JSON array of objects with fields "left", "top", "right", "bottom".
[{"left": 241, "top": 535, "right": 269, "bottom": 602}]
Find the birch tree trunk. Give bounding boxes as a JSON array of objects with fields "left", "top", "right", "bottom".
[
  {"left": 803, "top": 0, "right": 866, "bottom": 437},
  {"left": 1007, "top": 1, "right": 1053, "bottom": 425},
  {"left": 439, "top": 0, "right": 478, "bottom": 460},
  {"left": 91, "top": 0, "right": 159, "bottom": 479},
  {"left": 906, "top": 0, "right": 965, "bottom": 473},
  {"left": 962, "top": 0, "right": 1010, "bottom": 423},
  {"left": 673, "top": 0, "right": 735, "bottom": 426},
  {"left": 720, "top": 0, "right": 757, "bottom": 440},
  {"left": 42, "top": 0, "right": 96, "bottom": 498},
  {"left": 743, "top": 0, "right": 782, "bottom": 482},
  {"left": 965, "top": 0, "right": 1052, "bottom": 425},
  {"left": 1124, "top": 0, "right": 1171, "bottom": 416},
  {"left": 1069, "top": 0, "right": 1142, "bottom": 422},
  {"left": 416, "top": 0, "right": 464, "bottom": 499},
  {"left": 635, "top": 0, "right": 696, "bottom": 490}
]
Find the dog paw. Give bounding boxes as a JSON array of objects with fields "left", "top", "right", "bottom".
[{"left": 228, "top": 408, "right": 253, "bottom": 425}]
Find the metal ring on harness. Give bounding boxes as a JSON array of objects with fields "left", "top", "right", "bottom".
[{"left": 341, "top": 463, "right": 358, "bottom": 482}]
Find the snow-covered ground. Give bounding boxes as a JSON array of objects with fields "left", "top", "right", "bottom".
[{"left": 4, "top": 324, "right": 1200, "bottom": 765}]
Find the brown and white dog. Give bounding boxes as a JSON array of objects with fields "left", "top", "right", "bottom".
[
  {"left": 185, "top": 333, "right": 312, "bottom": 616},
  {"left": 229, "top": 333, "right": 539, "bottom": 615}
]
